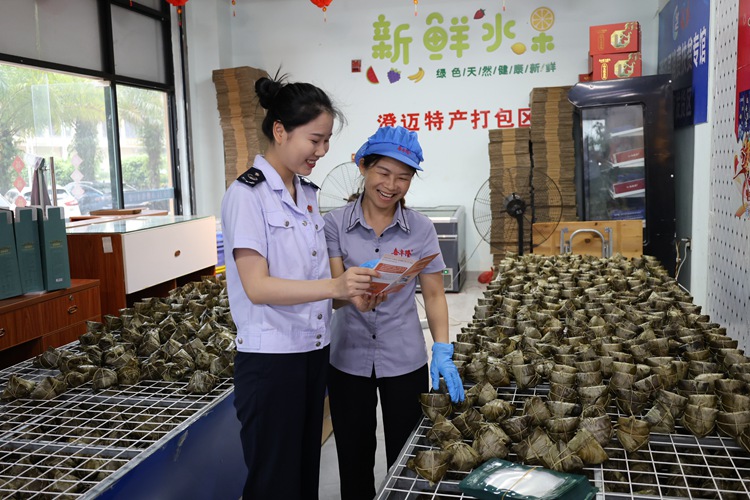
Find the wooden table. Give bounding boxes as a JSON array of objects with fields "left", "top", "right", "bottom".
[{"left": 0, "top": 279, "right": 101, "bottom": 369}]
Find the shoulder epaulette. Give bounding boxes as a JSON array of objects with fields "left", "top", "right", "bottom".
[
  {"left": 237, "top": 167, "right": 266, "bottom": 187},
  {"left": 299, "top": 176, "right": 320, "bottom": 190}
]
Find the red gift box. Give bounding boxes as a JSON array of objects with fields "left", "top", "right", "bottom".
[
  {"left": 592, "top": 52, "right": 642, "bottom": 81},
  {"left": 589, "top": 22, "right": 641, "bottom": 55},
  {"left": 610, "top": 178, "right": 645, "bottom": 196},
  {"left": 610, "top": 147, "right": 645, "bottom": 166}
]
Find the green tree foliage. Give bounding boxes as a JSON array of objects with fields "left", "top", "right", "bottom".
[{"left": 1, "top": 63, "right": 170, "bottom": 200}]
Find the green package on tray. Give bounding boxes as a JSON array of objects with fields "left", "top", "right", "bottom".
[{"left": 458, "top": 459, "right": 598, "bottom": 500}]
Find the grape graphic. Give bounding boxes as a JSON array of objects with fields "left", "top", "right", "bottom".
[{"left": 387, "top": 69, "right": 401, "bottom": 83}]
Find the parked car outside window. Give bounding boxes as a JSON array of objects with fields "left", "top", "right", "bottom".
[
  {"left": 20, "top": 186, "right": 82, "bottom": 219},
  {"left": 64, "top": 182, "right": 112, "bottom": 214}
]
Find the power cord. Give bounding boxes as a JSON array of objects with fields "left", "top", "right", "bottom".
[{"left": 674, "top": 237, "right": 691, "bottom": 280}]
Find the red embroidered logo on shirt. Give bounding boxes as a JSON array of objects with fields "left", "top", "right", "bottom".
[{"left": 392, "top": 248, "right": 413, "bottom": 258}]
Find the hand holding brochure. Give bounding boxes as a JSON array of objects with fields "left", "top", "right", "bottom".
[{"left": 364, "top": 253, "right": 439, "bottom": 295}]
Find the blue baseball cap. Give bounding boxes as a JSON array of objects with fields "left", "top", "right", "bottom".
[{"left": 354, "top": 126, "right": 424, "bottom": 171}]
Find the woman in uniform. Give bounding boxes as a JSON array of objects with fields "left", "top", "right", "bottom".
[
  {"left": 221, "top": 74, "right": 379, "bottom": 500},
  {"left": 323, "top": 126, "right": 465, "bottom": 499}
]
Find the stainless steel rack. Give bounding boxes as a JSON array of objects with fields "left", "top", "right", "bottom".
[
  {"left": 376, "top": 384, "right": 750, "bottom": 500},
  {"left": 0, "top": 349, "right": 236, "bottom": 499}
]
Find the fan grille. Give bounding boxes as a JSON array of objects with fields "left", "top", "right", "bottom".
[
  {"left": 473, "top": 168, "right": 563, "bottom": 259},
  {"left": 318, "top": 162, "right": 361, "bottom": 213}
]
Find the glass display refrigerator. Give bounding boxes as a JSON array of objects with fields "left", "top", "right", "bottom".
[{"left": 568, "top": 74, "right": 677, "bottom": 274}]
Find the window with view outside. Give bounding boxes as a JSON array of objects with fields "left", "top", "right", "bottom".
[
  {"left": 117, "top": 86, "right": 174, "bottom": 215},
  {"left": 0, "top": 63, "right": 174, "bottom": 217}
]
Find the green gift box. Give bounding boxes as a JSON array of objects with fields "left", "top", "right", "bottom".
[
  {"left": 36, "top": 206, "right": 71, "bottom": 291},
  {"left": 0, "top": 209, "right": 23, "bottom": 300},
  {"left": 14, "top": 207, "right": 45, "bottom": 293}
]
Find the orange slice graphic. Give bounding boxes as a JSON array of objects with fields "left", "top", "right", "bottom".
[{"left": 530, "top": 7, "right": 555, "bottom": 32}]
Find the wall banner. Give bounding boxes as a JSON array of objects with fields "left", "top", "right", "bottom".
[{"left": 657, "top": 0, "right": 710, "bottom": 127}]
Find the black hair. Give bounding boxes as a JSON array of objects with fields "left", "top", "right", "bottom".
[{"left": 255, "top": 71, "right": 344, "bottom": 141}]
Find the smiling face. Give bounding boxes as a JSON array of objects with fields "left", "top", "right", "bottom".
[
  {"left": 359, "top": 156, "right": 416, "bottom": 211},
  {"left": 269, "top": 111, "right": 334, "bottom": 180}
]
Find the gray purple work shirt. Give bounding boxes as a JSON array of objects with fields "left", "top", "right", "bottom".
[
  {"left": 221, "top": 155, "right": 332, "bottom": 354},
  {"left": 323, "top": 195, "right": 445, "bottom": 378}
]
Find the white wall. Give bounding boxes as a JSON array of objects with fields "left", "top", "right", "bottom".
[{"left": 186, "top": 0, "right": 662, "bottom": 273}]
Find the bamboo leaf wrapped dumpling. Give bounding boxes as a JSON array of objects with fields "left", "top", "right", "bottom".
[
  {"left": 91, "top": 368, "right": 118, "bottom": 392},
  {"left": 445, "top": 440, "right": 481, "bottom": 471},
  {"left": 116, "top": 359, "right": 142, "bottom": 386},
  {"left": 406, "top": 450, "right": 452, "bottom": 485},
  {"left": 30, "top": 376, "right": 67, "bottom": 400},
  {"left": 426, "top": 414, "right": 462, "bottom": 447},
  {"left": 472, "top": 423, "right": 510, "bottom": 461},
  {"left": 479, "top": 399, "right": 515, "bottom": 423},
  {"left": 185, "top": 371, "right": 219, "bottom": 394},
  {"left": 1, "top": 375, "right": 36, "bottom": 400}
]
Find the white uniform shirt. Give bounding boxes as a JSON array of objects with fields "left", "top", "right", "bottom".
[{"left": 221, "top": 155, "right": 331, "bottom": 354}]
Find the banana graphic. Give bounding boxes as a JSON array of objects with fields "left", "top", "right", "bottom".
[{"left": 407, "top": 67, "right": 425, "bottom": 83}]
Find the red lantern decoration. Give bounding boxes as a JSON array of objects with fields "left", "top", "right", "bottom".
[
  {"left": 165, "top": 0, "right": 189, "bottom": 26},
  {"left": 310, "top": 0, "right": 332, "bottom": 21}
]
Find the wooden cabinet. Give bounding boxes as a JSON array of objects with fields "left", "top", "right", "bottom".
[
  {"left": 0, "top": 279, "right": 101, "bottom": 369},
  {"left": 66, "top": 216, "right": 217, "bottom": 317}
]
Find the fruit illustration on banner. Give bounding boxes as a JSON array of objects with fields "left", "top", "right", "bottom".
[
  {"left": 366, "top": 66, "right": 379, "bottom": 84},
  {"left": 473, "top": 9, "right": 486, "bottom": 20},
  {"left": 511, "top": 42, "right": 527, "bottom": 55},
  {"left": 407, "top": 68, "right": 425, "bottom": 82},
  {"left": 387, "top": 69, "right": 401, "bottom": 83},
  {"left": 530, "top": 7, "right": 555, "bottom": 31}
]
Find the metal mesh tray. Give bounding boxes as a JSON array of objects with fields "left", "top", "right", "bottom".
[
  {"left": 0, "top": 351, "right": 234, "bottom": 499},
  {"left": 376, "top": 384, "right": 750, "bottom": 500}
]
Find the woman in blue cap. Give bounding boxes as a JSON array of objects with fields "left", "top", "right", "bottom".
[
  {"left": 323, "top": 125, "right": 465, "bottom": 499},
  {"left": 221, "top": 74, "right": 380, "bottom": 500}
]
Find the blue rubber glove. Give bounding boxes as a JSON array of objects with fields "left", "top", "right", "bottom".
[{"left": 430, "top": 342, "right": 465, "bottom": 403}]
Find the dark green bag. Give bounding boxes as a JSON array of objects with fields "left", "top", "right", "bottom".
[{"left": 458, "top": 459, "right": 598, "bottom": 500}]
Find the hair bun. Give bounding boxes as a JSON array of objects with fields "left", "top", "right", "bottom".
[{"left": 255, "top": 77, "right": 283, "bottom": 110}]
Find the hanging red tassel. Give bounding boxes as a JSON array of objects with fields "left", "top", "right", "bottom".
[
  {"left": 232, "top": 0, "right": 236, "bottom": 17},
  {"left": 165, "top": 0, "right": 189, "bottom": 26},
  {"left": 310, "top": 0, "right": 332, "bottom": 21},
  {"left": 414, "top": 0, "right": 418, "bottom": 16}
]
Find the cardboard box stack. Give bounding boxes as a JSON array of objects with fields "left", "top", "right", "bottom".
[
  {"left": 212, "top": 66, "right": 269, "bottom": 190},
  {"left": 529, "top": 86, "right": 578, "bottom": 225},
  {"left": 584, "top": 21, "right": 642, "bottom": 82},
  {"left": 487, "top": 127, "right": 533, "bottom": 265}
]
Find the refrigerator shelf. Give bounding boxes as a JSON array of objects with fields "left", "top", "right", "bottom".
[
  {"left": 609, "top": 126, "right": 644, "bottom": 138},
  {"left": 604, "top": 160, "right": 645, "bottom": 169}
]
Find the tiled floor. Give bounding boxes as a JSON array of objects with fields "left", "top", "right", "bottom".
[{"left": 319, "top": 273, "right": 486, "bottom": 499}]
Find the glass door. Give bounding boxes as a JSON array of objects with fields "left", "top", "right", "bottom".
[{"left": 580, "top": 104, "right": 645, "bottom": 225}]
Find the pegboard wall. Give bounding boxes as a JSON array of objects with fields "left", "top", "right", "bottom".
[{"left": 707, "top": 0, "right": 750, "bottom": 351}]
